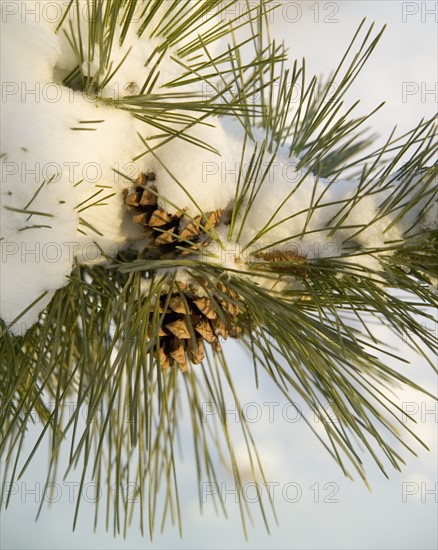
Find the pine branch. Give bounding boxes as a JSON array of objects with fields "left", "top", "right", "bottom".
[{"left": 1, "top": 0, "right": 437, "bottom": 539}]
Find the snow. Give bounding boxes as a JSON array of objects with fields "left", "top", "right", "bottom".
[
  {"left": 0, "top": 8, "right": 157, "bottom": 331},
  {"left": 150, "top": 118, "right": 238, "bottom": 217},
  {"left": 204, "top": 125, "right": 404, "bottom": 271},
  {"left": 1, "top": 12, "right": 78, "bottom": 332},
  {"left": 1, "top": 2, "right": 434, "bottom": 334}
]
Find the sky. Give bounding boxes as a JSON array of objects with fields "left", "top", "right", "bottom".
[{"left": 1, "top": 1, "right": 437, "bottom": 549}]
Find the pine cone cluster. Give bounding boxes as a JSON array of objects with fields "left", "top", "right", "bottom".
[
  {"left": 152, "top": 281, "right": 242, "bottom": 372},
  {"left": 123, "top": 173, "right": 244, "bottom": 372},
  {"left": 123, "top": 173, "right": 222, "bottom": 253},
  {"left": 123, "top": 173, "right": 305, "bottom": 373}
]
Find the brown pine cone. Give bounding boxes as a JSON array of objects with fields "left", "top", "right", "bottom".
[
  {"left": 123, "top": 173, "right": 222, "bottom": 254},
  {"left": 150, "top": 280, "right": 242, "bottom": 372}
]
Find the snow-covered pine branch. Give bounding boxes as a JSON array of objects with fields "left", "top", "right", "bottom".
[{"left": 1, "top": 6, "right": 436, "bottom": 334}]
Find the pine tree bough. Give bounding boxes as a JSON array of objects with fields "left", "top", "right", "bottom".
[{"left": 0, "top": 0, "right": 437, "bottom": 538}]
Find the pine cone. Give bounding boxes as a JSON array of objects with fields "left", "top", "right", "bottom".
[
  {"left": 250, "top": 249, "right": 308, "bottom": 277},
  {"left": 151, "top": 281, "right": 243, "bottom": 372},
  {"left": 124, "top": 173, "right": 222, "bottom": 253}
]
